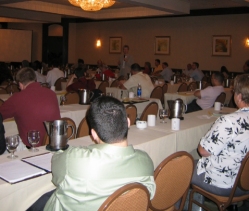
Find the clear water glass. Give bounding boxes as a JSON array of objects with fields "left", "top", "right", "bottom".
[
  {"left": 159, "top": 109, "right": 168, "bottom": 123},
  {"left": 28, "top": 130, "right": 40, "bottom": 152},
  {"left": 6, "top": 135, "right": 20, "bottom": 159}
]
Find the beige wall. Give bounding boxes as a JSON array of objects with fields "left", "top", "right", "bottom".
[
  {"left": 73, "top": 14, "right": 249, "bottom": 72},
  {"left": 8, "top": 23, "right": 43, "bottom": 62}
]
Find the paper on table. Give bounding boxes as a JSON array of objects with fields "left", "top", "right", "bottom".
[
  {"left": 0, "top": 160, "right": 46, "bottom": 184},
  {"left": 22, "top": 153, "right": 53, "bottom": 172}
]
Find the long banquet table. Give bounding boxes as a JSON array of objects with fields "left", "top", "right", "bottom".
[
  {"left": 3, "top": 98, "right": 162, "bottom": 139},
  {"left": 0, "top": 107, "right": 236, "bottom": 211}
]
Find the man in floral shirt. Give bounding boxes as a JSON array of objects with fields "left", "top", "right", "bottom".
[{"left": 191, "top": 74, "right": 249, "bottom": 197}]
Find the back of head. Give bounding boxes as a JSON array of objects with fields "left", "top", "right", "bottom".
[
  {"left": 155, "top": 59, "right": 160, "bottom": 64},
  {"left": 193, "top": 62, "right": 199, "bottom": 68},
  {"left": 86, "top": 96, "right": 128, "bottom": 143},
  {"left": 234, "top": 74, "right": 249, "bottom": 104},
  {"left": 131, "top": 63, "right": 141, "bottom": 72},
  {"left": 22, "top": 60, "right": 30, "bottom": 68},
  {"left": 16, "top": 67, "right": 36, "bottom": 85},
  {"left": 78, "top": 58, "right": 84, "bottom": 65},
  {"left": 32, "top": 60, "right": 42, "bottom": 71},
  {"left": 75, "top": 67, "right": 86, "bottom": 78},
  {"left": 162, "top": 62, "right": 168, "bottom": 67},
  {"left": 144, "top": 62, "right": 151, "bottom": 69},
  {"left": 212, "top": 72, "right": 224, "bottom": 85},
  {"left": 220, "top": 66, "right": 228, "bottom": 73}
]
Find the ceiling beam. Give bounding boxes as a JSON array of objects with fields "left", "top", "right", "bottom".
[{"left": 0, "top": 6, "right": 61, "bottom": 22}]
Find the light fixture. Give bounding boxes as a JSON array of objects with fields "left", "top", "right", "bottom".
[
  {"left": 246, "top": 38, "right": 249, "bottom": 47},
  {"left": 68, "top": 0, "right": 115, "bottom": 11},
  {"left": 96, "top": 39, "right": 101, "bottom": 47}
]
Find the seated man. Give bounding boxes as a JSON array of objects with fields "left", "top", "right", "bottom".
[
  {"left": 28, "top": 96, "right": 156, "bottom": 211},
  {"left": 46, "top": 59, "right": 64, "bottom": 87},
  {"left": 153, "top": 59, "right": 163, "bottom": 74},
  {"left": 119, "top": 63, "right": 154, "bottom": 98},
  {"left": 66, "top": 67, "right": 96, "bottom": 92},
  {"left": 191, "top": 74, "right": 249, "bottom": 197},
  {"left": 0, "top": 67, "right": 60, "bottom": 147},
  {"left": 186, "top": 72, "right": 224, "bottom": 113},
  {"left": 190, "top": 62, "right": 204, "bottom": 81},
  {"left": 157, "top": 62, "right": 173, "bottom": 83}
]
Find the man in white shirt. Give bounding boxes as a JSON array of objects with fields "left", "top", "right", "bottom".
[
  {"left": 190, "top": 62, "right": 204, "bottom": 81},
  {"left": 182, "top": 63, "right": 193, "bottom": 77},
  {"left": 46, "top": 60, "right": 64, "bottom": 87},
  {"left": 32, "top": 60, "right": 46, "bottom": 83},
  {"left": 119, "top": 63, "right": 154, "bottom": 98},
  {"left": 186, "top": 72, "right": 224, "bottom": 113}
]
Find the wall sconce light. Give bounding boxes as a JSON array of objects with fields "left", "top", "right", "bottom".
[
  {"left": 96, "top": 39, "right": 101, "bottom": 47},
  {"left": 246, "top": 38, "right": 249, "bottom": 47}
]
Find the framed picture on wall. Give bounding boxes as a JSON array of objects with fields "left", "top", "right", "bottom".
[
  {"left": 109, "top": 37, "right": 122, "bottom": 53},
  {"left": 155, "top": 36, "right": 170, "bottom": 55},
  {"left": 212, "top": 35, "right": 231, "bottom": 56}
]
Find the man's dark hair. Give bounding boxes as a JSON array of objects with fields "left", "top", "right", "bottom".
[
  {"left": 162, "top": 62, "right": 168, "bottom": 67},
  {"left": 78, "top": 59, "right": 84, "bottom": 64},
  {"left": 75, "top": 67, "right": 86, "bottom": 78},
  {"left": 22, "top": 60, "right": 30, "bottom": 68},
  {"left": 212, "top": 71, "right": 224, "bottom": 84},
  {"left": 193, "top": 62, "right": 199, "bottom": 68},
  {"left": 86, "top": 96, "right": 128, "bottom": 143},
  {"left": 123, "top": 45, "right": 129, "bottom": 50},
  {"left": 131, "top": 63, "right": 141, "bottom": 72},
  {"left": 52, "top": 59, "right": 60, "bottom": 68},
  {"left": 16, "top": 67, "right": 36, "bottom": 85},
  {"left": 155, "top": 59, "right": 160, "bottom": 64},
  {"left": 32, "top": 60, "right": 42, "bottom": 71}
]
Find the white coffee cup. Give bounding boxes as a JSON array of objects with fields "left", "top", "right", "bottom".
[
  {"left": 50, "top": 86, "right": 55, "bottom": 91},
  {"left": 170, "top": 80, "right": 174, "bottom": 85},
  {"left": 214, "top": 102, "right": 224, "bottom": 111},
  {"left": 171, "top": 118, "right": 180, "bottom": 131},
  {"left": 129, "top": 92, "right": 135, "bottom": 98},
  {"left": 147, "top": 115, "right": 156, "bottom": 127},
  {"left": 136, "top": 121, "right": 147, "bottom": 129}
]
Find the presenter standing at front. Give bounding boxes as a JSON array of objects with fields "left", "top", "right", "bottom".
[{"left": 118, "top": 45, "right": 134, "bottom": 77}]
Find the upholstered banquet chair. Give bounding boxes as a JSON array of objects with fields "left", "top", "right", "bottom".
[
  {"left": 187, "top": 82, "right": 197, "bottom": 91},
  {"left": 0, "top": 87, "right": 7, "bottom": 94},
  {"left": 98, "top": 183, "right": 150, "bottom": 211},
  {"left": 54, "top": 77, "right": 67, "bottom": 91},
  {"left": 161, "top": 83, "right": 168, "bottom": 105},
  {"left": 5, "top": 83, "right": 20, "bottom": 94},
  {"left": 150, "top": 86, "right": 163, "bottom": 101},
  {"left": 188, "top": 152, "right": 249, "bottom": 211},
  {"left": 149, "top": 151, "right": 194, "bottom": 211},
  {"left": 60, "top": 92, "right": 80, "bottom": 105},
  {"left": 140, "top": 102, "right": 158, "bottom": 121},
  {"left": 215, "top": 92, "right": 226, "bottom": 105},
  {"left": 110, "top": 79, "right": 119, "bottom": 87},
  {"left": 125, "top": 104, "right": 137, "bottom": 125},
  {"left": 76, "top": 117, "right": 90, "bottom": 138},
  {"left": 177, "top": 83, "right": 188, "bottom": 92},
  {"left": 98, "top": 81, "right": 109, "bottom": 94}
]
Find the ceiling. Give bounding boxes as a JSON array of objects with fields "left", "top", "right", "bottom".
[{"left": 0, "top": 0, "right": 249, "bottom": 23}]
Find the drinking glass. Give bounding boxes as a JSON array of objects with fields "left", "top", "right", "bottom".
[
  {"left": 159, "top": 109, "right": 168, "bottom": 123},
  {"left": 28, "top": 130, "right": 40, "bottom": 152},
  {"left": 6, "top": 135, "right": 20, "bottom": 159}
]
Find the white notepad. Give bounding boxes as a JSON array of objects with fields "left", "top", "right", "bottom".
[
  {"left": 0, "top": 160, "right": 47, "bottom": 184},
  {"left": 22, "top": 153, "right": 53, "bottom": 172}
]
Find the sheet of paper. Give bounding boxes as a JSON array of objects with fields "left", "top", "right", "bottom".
[
  {"left": 0, "top": 160, "right": 46, "bottom": 184},
  {"left": 22, "top": 153, "right": 53, "bottom": 172}
]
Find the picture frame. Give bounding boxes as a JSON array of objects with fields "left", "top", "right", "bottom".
[
  {"left": 155, "top": 36, "right": 170, "bottom": 55},
  {"left": 109, "top": 37, "right": 122, "bottom": 54},
  {"left": 212, "top": 35, "right": 231, "bottom": 56}
]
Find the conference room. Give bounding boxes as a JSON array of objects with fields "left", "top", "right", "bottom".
[{"left": 0, "top": 0, "right": 249, "bottom": 211}]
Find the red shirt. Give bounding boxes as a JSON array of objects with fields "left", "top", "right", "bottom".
[
  {"left": 66, "top": 77, "right": 96, "bottom": 92},
  {"left": 0, "top": 82, "right": 61, "bottom": 146}
]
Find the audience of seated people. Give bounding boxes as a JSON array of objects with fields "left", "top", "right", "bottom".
[{"left": 46, "top": 59, "right": 64, "bottom": 87}]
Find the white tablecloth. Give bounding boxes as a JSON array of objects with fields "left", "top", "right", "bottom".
[{"left": 0, "top": 107, "right": 236, "bottom": 211}]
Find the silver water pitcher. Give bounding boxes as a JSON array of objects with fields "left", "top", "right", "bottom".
[
  {"left": 78, "top": 89, "right": 94, "bottom": 104},
  {"left": 44, "top": 120, "right": 75, "bottom": 150}
]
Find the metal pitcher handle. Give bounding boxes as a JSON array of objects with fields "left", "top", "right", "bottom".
[
  {"left": 183, "top": 103, "right": 187, "bottom": 114},
  {"left": 90, "top": 91, "right": 94, "bottom": 101},
  {"left": 67, "top": 124, "right": 75, "bottom": 140}
]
